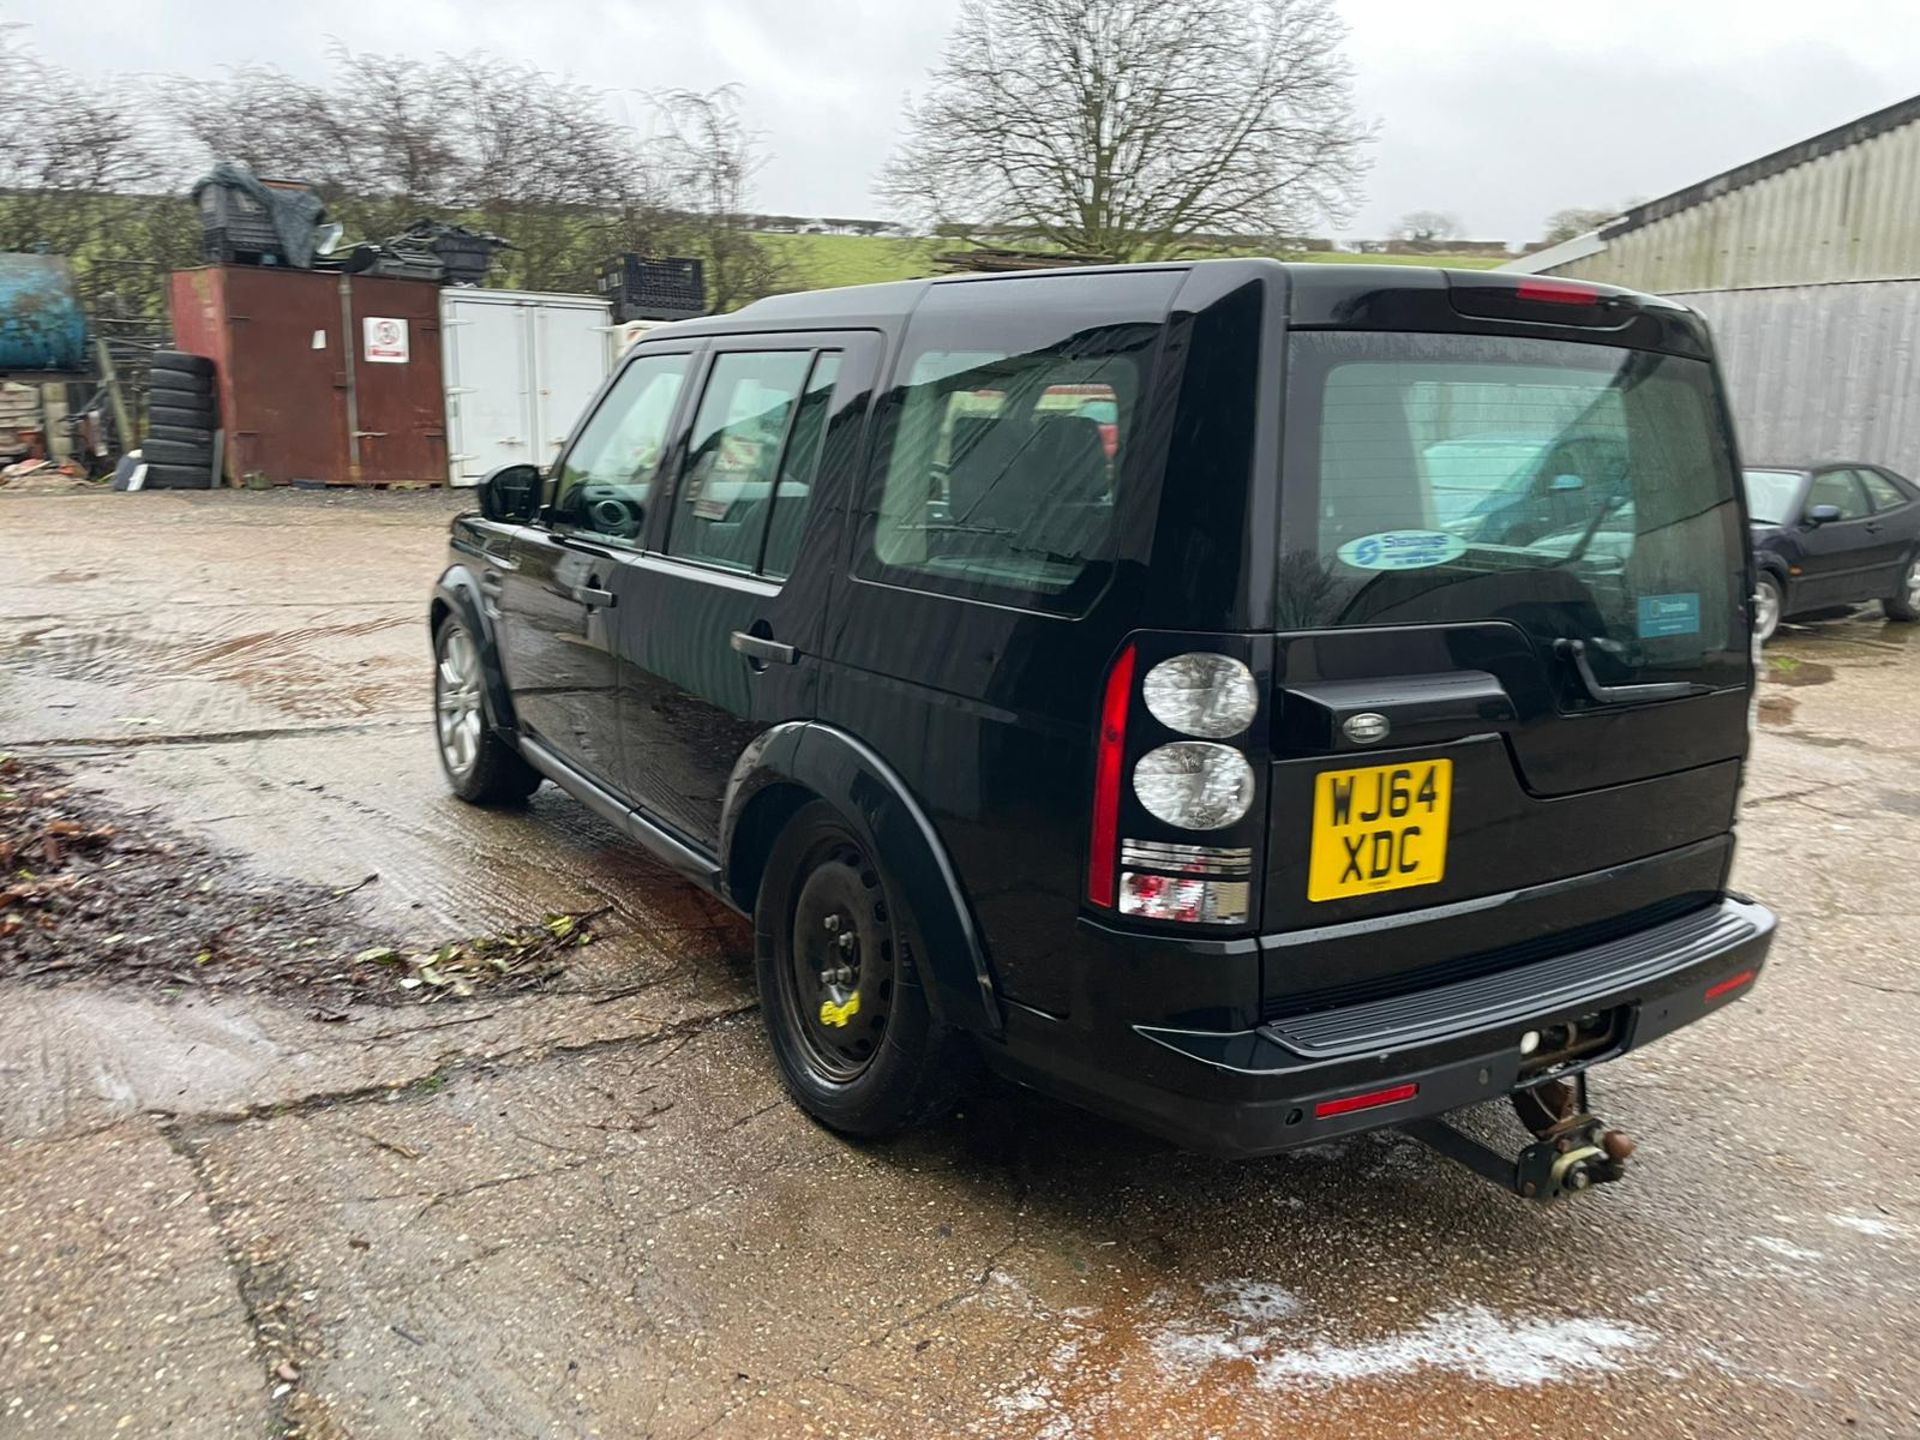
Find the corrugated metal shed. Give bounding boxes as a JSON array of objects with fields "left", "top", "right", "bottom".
[
  {"left": 1515, "top": 92, "right": 1920, "bottom": 291},
  {"left": 1674, "top": 280, "right": 1920, "bottom": 476}
]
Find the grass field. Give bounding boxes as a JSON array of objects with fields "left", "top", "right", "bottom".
[{"left": 764, "top": 231, "right": 1511, "bottom": 292}]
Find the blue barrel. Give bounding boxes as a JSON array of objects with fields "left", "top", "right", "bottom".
[{"left": 0, "top": 254, "right": 88, "bottom": 373}]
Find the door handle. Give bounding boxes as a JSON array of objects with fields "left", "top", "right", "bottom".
[
  {"left": 731, "top": 630, "right": 798, "bottom": 667},
  {"left": 1554, "top": 637, "right": 1707, "bottom": 705},
  {"left": 570, "top": 585, "right": 616, "bottom": 608},
  {"left": 480, "top": 569, "right": 505, "bottom": 595}
]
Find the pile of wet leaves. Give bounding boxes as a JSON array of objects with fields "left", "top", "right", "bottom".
[
  {"left": 0, "top": 755, "right": 596, "bottom": 1004},
  {"left": 352, "top": 912, "right": 596, "bottom": 999}
]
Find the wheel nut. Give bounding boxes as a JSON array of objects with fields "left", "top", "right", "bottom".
[
  {"left": 824, "top": 915, "right": 841, "bottom": 934},
  {"left": 837, "top": 932, "right": 856, "bottom": 953}
]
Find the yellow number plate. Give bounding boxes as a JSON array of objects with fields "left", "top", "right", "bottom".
[{"left": 1307, "top": 759, "right": 1453, "bottom": 903}]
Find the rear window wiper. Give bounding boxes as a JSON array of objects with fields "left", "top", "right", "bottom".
[{"left": 1553, "top": 638, "right": 1710, "bottom": 705}]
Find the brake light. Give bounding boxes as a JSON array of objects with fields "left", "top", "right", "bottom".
[
  {"left": 1517, "top": 278, "right": 1603, "bottom": 306},
  {"left": 1705, "top": 969, "right": 1755, "bottom": 1004},
  {"left": 1314, "top": 1082, "right": 1419, "bottom": 1120},
  {"left": 1087, "top": 644, "right": 1137, "bottom": 907}
]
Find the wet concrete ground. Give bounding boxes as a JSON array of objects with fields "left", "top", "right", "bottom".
[{"left": 2, "top": 489, "right": 1917, "bottom": 1439}]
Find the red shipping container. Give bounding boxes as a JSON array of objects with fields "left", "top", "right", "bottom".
[{"left": 168, "top": 266, "right": 448, "bottom": 486}]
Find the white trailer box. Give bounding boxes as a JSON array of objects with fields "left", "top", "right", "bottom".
[{"left": 441, "top": 288, "right": 615, "bottom": 486}]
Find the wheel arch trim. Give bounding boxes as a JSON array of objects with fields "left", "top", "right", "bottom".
[
  {"left": 432, "top": 567, "right": 519, "bottom": 737},
  {"left": 721, "top": 721, "right": 1003, "bottom": 1038}
]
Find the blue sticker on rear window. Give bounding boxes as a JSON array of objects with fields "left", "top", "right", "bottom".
[
  {"left": 1637, "top": 593, "right": 1701, "bottom": 638},
  {"left": 1336, "top": 530, "right": 1467, "bottom": 572}
]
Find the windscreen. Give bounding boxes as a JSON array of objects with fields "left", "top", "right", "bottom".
[
  {"left": 1742, "top": 470, "right": 1802, "bottom": 525},
  {"left": 1279, "top": 331, "right": 1748, "bottom": 688}
]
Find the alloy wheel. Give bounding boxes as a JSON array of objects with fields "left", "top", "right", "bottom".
[
  {"left": 1754, "top": 580, "right": 1781, "bottom": 644},
  {"left": 435, "top": 625, "right": 485, "bottom": 779},
  {"left": 1906, "top": 559, "right": 1920, "bottom": 613}
]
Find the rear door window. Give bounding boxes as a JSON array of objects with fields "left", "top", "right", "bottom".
[
  {"left": 1281, "top": 332, "right": 1747, "bottom": 685},
  {"left": 856, "top": 270, "right": 1179, "bottom": 612}
]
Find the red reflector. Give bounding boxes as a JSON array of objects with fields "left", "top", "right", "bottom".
[
  {"left": 1086, "top": 644, "right": 1137, "bottom": 907},
  {"left": 1516, "top": 278, "right": 1603, "bottom": 306},
  {"left": 1314, "top": 1082, "right": 1419, "bottom": 1120},
  {"left": 1705, "top": 969, "right": 1755, "bottom": 1003}
]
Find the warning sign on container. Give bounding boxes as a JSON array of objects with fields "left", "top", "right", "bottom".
[{"left": 363, "top": 317, "right": 410, "bottom": 364}]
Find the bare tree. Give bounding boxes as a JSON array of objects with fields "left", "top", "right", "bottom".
[
  {"left": 879, "top": 0, "right": 1370, "bottom": 260},
  {"left": 1392, "top": 210, "right": 1461, "bottom": 244},
  {"left": 0, "top": 25, "right": 165, "bottom": 255},
  {"left": 1539, "top": 204, "right": 1623, "bottom": 247},
  {"left": 171, "top": 51, "right": 787, "bottom": 307},
  {"left": 0, "top": 25, "right": 198, "bottom": 336},
  {"left": 654, "top": 88, "right": 793, "bottom": 312}
]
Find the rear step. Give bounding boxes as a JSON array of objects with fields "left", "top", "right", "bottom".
[{"left": 1261, "top": 901, "right": 1765, "bottom": 1059}]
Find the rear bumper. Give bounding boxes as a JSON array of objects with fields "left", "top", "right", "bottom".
[{"left": 980, "top": 897, "right": 1775, "bottom": 1158}]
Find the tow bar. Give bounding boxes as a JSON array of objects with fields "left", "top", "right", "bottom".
[{"left": 1404, "top": 1074, "right": 1635, "bottom": 1202}]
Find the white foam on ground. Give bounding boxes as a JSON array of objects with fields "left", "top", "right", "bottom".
[
  {"left": 1253, "top": 1305, "right": 1650, "bottom": 1389},
  {"left": 1828, "top": 1213, "right": 1904, "bottom": 1239},
  {"left": 1154, "top": 1289, "right": 1655, "bottom": 1390},
  {"left": 1752, "top": 1236, "right": 1824, "bottom": 1262},
  {"left": 1153, "top": 1280, "right": 1304, "bottom": 1366}
]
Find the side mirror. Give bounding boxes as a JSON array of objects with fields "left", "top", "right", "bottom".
[
  {"left": 1804, "top": 503, "right": 1844, "bottom": 527},
  {"left": 1549, "top": 473, "right": 1586, "bottom": 492},
  {"left": 480, "top": 463, "right": 543, "bottom": 523}
]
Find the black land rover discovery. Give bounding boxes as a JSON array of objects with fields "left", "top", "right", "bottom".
[{"left": 432, "top": 261, "right": 1775, "bottom": 1200}]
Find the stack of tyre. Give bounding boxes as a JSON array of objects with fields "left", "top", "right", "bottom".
[{"left": 143, "top": 350, "right": 221, "bottom": 490}]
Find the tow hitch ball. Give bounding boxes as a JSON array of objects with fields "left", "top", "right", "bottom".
[{"left": 1404, "top": 1076, "right": 1635, "bottom": 1203}]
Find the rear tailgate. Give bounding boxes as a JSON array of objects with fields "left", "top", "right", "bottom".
[{"left": 1261, "top": 276, "right": 1751, "bottom": 1015}]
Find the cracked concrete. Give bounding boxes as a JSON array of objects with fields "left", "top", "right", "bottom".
[{"left": 3, "top": 490, "right": 1919, "bottom": 1438}]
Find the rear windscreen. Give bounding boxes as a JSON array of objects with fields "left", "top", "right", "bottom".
[{"left": 1280, "top": 331, "right": 1747, "bottom": 686}]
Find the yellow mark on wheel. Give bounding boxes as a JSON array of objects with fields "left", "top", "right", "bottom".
[{"left": 819, "top": 993, "right": 861, "bottom": 1028}]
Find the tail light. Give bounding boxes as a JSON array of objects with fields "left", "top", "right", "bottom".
[
  {"left": 1117, "top": 841, "right": 1251, "bottom": 924},
  {"left": 1086, "top": 644, "right": 1136, "bottom": 907},
  {"left": 1088, "top": 642, "right": 1261, "bottom": 923}
]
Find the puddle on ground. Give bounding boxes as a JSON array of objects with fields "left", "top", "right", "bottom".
[
  {"left": 1880, "top": 790, "right": 1920, "bottom": 818},
  {"left": 1763, "top": 659, "right": 1835, "bottom": 688},
  {"left": 0, "top": 612, "right": 419, "bottom": 722},
  {"left": 1756, "top": 694, "right": 1796, "bottom": 726}
]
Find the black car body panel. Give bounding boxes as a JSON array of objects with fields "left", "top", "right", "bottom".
[{"left": 436, "top": 260, "right": 1776, "bottom": 1158}]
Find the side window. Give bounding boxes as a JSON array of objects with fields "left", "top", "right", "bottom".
[
  {"left": 764, "top": 354, "right": 841, "bottom": 580},
  {"left": 551, "top": 353, "right": 691, "bottom": 544},
  {"left": 1807, "top": 469, "right": 1871, "bottom": 520},
  {"left": 1858, "top": 468, "right": 1911, "bottom": 512},
  {"left": 857, "top": 271, "right": 1178, "bottom": 610},
  {"left": 668, "top": 350, "right": 840, "bottom": 576}
]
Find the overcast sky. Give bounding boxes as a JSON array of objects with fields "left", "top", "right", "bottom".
[{"left": 9, "top": 0, "right": 1918, "bottom": 241}]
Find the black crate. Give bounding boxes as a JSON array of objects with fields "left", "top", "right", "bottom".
[
  {"left": 598, "top": 255, "right": 706, "bottom": 322},
  {"left": 195, "top": 179, "right": 320, "bottom": 266},
  {"left": 432, "top": 237, "right": 494, "bottom": 286}
]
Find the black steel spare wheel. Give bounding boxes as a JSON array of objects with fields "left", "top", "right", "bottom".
[
  {"left": 787, "top": 851, "right": 896, "bottom": 1081},
  {"left": 755, "top": 801, "right": 971, "bottom": 1136}
]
